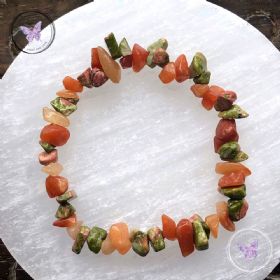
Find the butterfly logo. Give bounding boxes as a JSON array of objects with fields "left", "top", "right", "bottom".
[
  {"left": 237, "top": 239, "right": 258, "bottom": 260},
  {"left": 19, "top": 21, "right": 42, "bottom": 43}
]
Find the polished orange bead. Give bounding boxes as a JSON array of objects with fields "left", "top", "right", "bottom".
[
  {"left": 45, "top": 175, "right": 68, "bottom": 198},
  {"left": 132, "top": 44, "right": 149, "bottom": 73},
  {"left": 216, "top": 201, "right": 235, "bottom": 232},
  {"left": 215, "top": 119, "right": 239, "bottom": 142},
  {"left": 205, "top": 214, "right": 219, "bottom": 239},
  {"left": 215, "top": 162, "right": 252, "bottom": 176},
  {"left": 91, "top": 47, "right": 103, "bottom": 69},
  {"left": 201, "top": 85, "right": 225, "bottom": 110},
  {"left": 159, "top": 62, "right": 175, "bottom": 84},
  {"left": 109, "top": 222, "right": 131, "bottom": 255},
  {"left": 53, "top": 214, "right": 77, "bottom": 227},
  {"left": 97, "top": 47, "right": 121, "bottom": 83},
  {"left": 218, "top": 171, "right": 245, "bottom": 188},
  {"left": 63, "top": 76, "right": 83, "bottom": 92},
  {"left": 190, "top": 84, "right": 209, "bottom": 98},
  {"left": 101, "top": 234, "right": 116, "bottom": 255},
  {"left": 161, "top": 214, "right": 177, "bottom": 240},
  {"left": 176, "top": 218, "right": 194, "bottom": 257},
  {"left": 174, "top": 54, "right": 189, "bottom": 83},
  {"left": 40, "top": 124, "right": 70, "bottom": 146}
]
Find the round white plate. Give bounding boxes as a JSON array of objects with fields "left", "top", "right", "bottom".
[{"left": 1, "top": 0, "right": 280, "bottom": 279}]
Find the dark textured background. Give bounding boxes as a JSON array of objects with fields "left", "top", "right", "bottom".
[{"left": 0, "top": 0, "right": 279, "bottom": 279}]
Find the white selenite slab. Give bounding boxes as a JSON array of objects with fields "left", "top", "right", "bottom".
[{"left": 0, "top": 0, "right": 280, "bottom": 279}]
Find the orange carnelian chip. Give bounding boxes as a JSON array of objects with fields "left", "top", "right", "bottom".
[
  {"left": 162, "top": 214, "right": 177, "bottom": 240},
  {"left": 215, "top": 162, "right": 252, "bottom": 177},
  {"left": 40, "top": 124, "right": 70, "bottom": 146},
  {"left": 101, "top": 234, "right": 116, "bottom": 255},
  {"left": 201, "top": 85, "right": 225, "bottom": 110},
  {"left": 53, "top": 214, "right": 77, "bottom": 227},
  {"left": 63, "top": 76, "right": 83, "bottom": 92},
  {"left": 159, "top": 62, "right": 175, "bottom": 84},
  {"left": 201, "top": 97, "right": 213, "bottom": 110},
  {"left": 216, "top": 201, "right": 235, "bottom": 232},
  {"left": 191, "top": 84, "right": 209, "bottom": 98},
  {"left": 218, "top": 171, "right": 245, "bottom": 188},
  {"left": 176, "top": 218, "right": 194, "bottom": 257},
  {"left": 205, "top": 214, "right": 219, "bottom": 239},
  {"left": 215, "top": 119, "right": 238, "bottom": 142},
  {"left": 109, "top": 222, "right": 131, "bottom": 255},
  {"left": 174, "top": 54, "right": 189, "bottom": 83},
  {"left": 91, "top": 47, "right": 102, "bottom": 69},
  {"left": 132, "top": 44, "right": 149, "bottom": 73},
  {"left": 45, "top": 175, "right": 68, "bottom": 198}
]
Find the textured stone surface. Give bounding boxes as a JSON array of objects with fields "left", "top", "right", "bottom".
[{"left": 0, "top": 0, "right": 280, "bottom": 279}]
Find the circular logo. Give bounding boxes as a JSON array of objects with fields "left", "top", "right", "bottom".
[
  {"left": 11, "top": 11, "right": 55, "bottom": 54},
  {"left": 227, "top": 228, "right": 273, "bottom": 272}
]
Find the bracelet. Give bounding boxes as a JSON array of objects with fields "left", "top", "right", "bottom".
[{"left": 38, "top": 32, "right": 251, "bottom": 257}]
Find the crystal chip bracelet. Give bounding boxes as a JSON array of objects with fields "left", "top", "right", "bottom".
[{"left": 38, "top": 32, "right": 251, "bottom": 257}]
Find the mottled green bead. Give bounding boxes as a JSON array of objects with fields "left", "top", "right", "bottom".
[
  {"left": 218, "top": 105, "right": 249, "bottom": 119},
  {"left": 147, "top": 38, "right": 168, "bottom": 52},
  {"left": 201, "top": 221, "right": 210, "bottom": 239},
  {"left": 87, "top": 227, "right": 107, "bottom": 254},
  {"left": 104, "top": 32, "right": 121, "bottom": 59},
  {"left": 56, "top": 190, "right": 77, "bottom": 204},
  {"left": 55, "top": 202, "right": 75, "bottom": 219},
  {"left": 230, "top": 151, "right": 249, "bottom": 162},
  {"left": 50, "top": 97, "right": 77, "bottom": 116},
  {"left": 218, "top": 141, "right": 240, "bottom": 160},
  {"left": 219, "top": 185, "right": 246, "bottom": 199},
  {"left": 131, "top": 231, "right": 150, "bottom": 257},
  {"left": 119, "top": 37, "right": 132, "bottom": 56},
  {"left": 72, "top": 226, "right": 90, "bottom": 254},
  {"left": 193, "top": 71, "right": 211, "bottom": 84},
  {"left": 147, "top": 227, "right": 165, "bottom": 252},
  {"left": 192, "top": 219, "right": 209, "bottom": 251},
  {"left": 39, "top": 141, "right": 55, "bottom": 153},
  {"left": 228, "top": 199, "right": 244, "bottom": 221},
  {"left": 190, "top": 52, "right": 207, "bottom": 78},
  {"left": 146, "top": 38, "right": 168, "bottom": 68}
]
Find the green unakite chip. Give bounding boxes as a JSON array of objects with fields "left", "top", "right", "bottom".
[
  {"left": 72, "top": 225, "right": 90, "bottom": 254},
  {"left": 229, "top": 151, "right": 249, "bottom": 162},
  {"left": 218, "top": 141, "right": 240, "bottom": 160},
  {"left": 219, "top": 185, "right": 246, "bottom": 200},
  {"left": 190, "top": 52, "right": 207, "bottom": 78},
  {"left": 119, "top": 37, "right": 132, "bottom": 56},
  {"left": 131, "top": 231, "right": 150, "bottom": 257},
  {"left": 228, "top": 199, "right": 245, "bottom": 221},
  {"left": 146, "top": 38, "right": 168, "bottom": 68},
  {"left": 55, "top": 202, "right": 76, "bottom": 219},
  {"left": 201, "top": 221, "right": 210, "bottom": 239},
  {"left": 39, "top": 141, "right": 55, "bottom": 153},
  {"left": 147, "top": 38, "right": 168, "bottom": 52},
  {"left": 218, "top": 105, "right": 249, "bottom": 119},
  {"left": 147, "top": 227, "right": 165, "bottom": 252},
  {"left": 87, "top": 226, "right": 107, "bottom": 254},
  {"left": 193, "top": 71, "right": 211, "bottom": 84},
  {"left": 50, "top": 97, "right": 77, "bottom": 116},
  {"left": 56, "top": 190, "right": 77, "bottom": 204},
  {"left": 192, "top": 219, "right": 209, "bottom": 251},
  {"left": 105, "top": 32, "right": 121, "bottom": 59}
]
